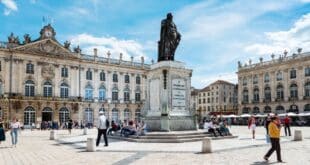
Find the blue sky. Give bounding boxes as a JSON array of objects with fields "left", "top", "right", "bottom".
[{"left": 1, "top": 0, "right": 310, "bottom": 88}]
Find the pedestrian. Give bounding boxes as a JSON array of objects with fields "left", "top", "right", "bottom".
[
  {"left": 264, "top": 114, "right": 271, "bottom": 143},
  {"left": 264, "top": 116, "right": 283, "bottom": 162},
  {"left": 284, "top": 115, "right": 291, "bottom": 136},
  {"left": 96, "top": 111, "right": 109, "bottom": 147},
  {"left": 10, "top": 117, "right": 21, "bottom": 147},
  {"left": 0, "top": 119, "right": 6, "bottom": 144},
  {"left": 248, "top": 115, "right": 256, "bottom": 139},
  {"left": 68, "top": 119, "right": 73, "bottom": 134}
]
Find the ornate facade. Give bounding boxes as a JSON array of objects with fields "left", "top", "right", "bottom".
[
  {"left": 237, "top": 49, "right": 310, "bottom": 115},
  {"left": 0, "top": 24, "right": 149, "bottom": 128}
]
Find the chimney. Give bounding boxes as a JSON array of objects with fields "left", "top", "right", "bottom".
[
  {"left": 107, "top": 51, "right": 111, "bottom": 63},
  {"left": 94, "top": 48, "right": 98, "bottom": 57},
  {"left": 131, "top": 56, "right": 134, "bottom": 65},
  {"left": 141, "top": 56, "right": 144, "bottom": 68}
]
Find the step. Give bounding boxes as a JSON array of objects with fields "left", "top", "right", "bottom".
[{"left": 137, "top": 134, "right": 213, "bottom": 139}]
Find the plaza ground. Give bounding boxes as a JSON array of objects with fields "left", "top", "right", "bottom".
[{"left": 0, "top": 126, "right": 309, "bottom": 165}]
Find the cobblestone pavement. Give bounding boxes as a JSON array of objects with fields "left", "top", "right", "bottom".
[{"left": 0, "top": 126, "right": 309, "bottom": 165}]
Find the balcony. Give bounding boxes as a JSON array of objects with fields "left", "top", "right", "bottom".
[
  {"left": 111, "top": 100, "right": 120, "bottom": 104},
  {"left": 263, "top": 99, "right": 271, "bottom": 103},
  {"left": 241, "top": 101, "right": 249, "bottom": 104},
  {"left": 304, "top": 96, "right": 310, "bottom": 100},
  {"left": 252, "top": 100, "right": 260, "bottom": 104},
  {"left": 275, "top": 98, "right": 284, "bottom": 102},
  {"left": 288, "top": 97, "right": 298, "bottom": 101}
]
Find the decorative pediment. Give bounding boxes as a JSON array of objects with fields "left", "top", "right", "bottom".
[{"left": 13, "top": 39, "right": 77, "bottom": 58}]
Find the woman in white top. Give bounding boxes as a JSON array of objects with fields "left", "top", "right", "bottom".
[{"left": 10, "top": 118, "right": 20, "bottom": 147}]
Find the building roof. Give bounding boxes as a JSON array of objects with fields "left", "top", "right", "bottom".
[
  {"left": 200, "top": 86, "right": 210, "bottom": 92},
  {"left": 209, "top": 80, "right": 235, "bottom": 86}
]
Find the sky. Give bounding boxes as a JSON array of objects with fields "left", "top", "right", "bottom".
[{"left": 1, "top": 0, "right": 310, "bottom": 89}]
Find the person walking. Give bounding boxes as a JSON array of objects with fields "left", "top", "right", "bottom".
[
  {"left": 68, "top": 119, "right": 73, "bottom": 134},
  {"left": 264, "top": 117, "right": 283, "bottom": 162},
  {"left": 284, "top": 115, "right": 291, "bottom": 136},
  {"left": 0, "top": 119, "right": 6, "bottom": 144},
  {"left": 248, "top": 116, "right": 256, "bottom": 139},
  {"left": 96, "top": 111, "right": 109, "bottom": 147},
  {"left": 10, "top": 118, "right": 21, "bottom": 147}
]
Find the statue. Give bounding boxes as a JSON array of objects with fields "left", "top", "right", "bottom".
[
  {"left": 8, "top": 33, "right": 20, "bottom": 44},
  {"left": 158, "top": 13, "right": 181, "bottom": 62},
  {"left": 23, "top": 34, "right": 31, "bottom": 44},
  {"left": 74, "top": 46, "right": 81, "bottom": 53},
  {"left": 64, "top": 40, "right": 71, "bottom": 49}
]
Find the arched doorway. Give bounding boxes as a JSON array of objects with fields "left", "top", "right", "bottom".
[
  {"left": 59, "top": 107, "right": 70, "bottom": 126},
  {"left": 24, "top": 106, "right": 36, "bottom": 128},
  {"left": 42, "top": 107, "right": 53, "bottom": 122}
]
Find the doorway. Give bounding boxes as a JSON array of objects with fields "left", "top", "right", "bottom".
[{"left": 42, "top": 107, "right": 53, "bottom": 122}]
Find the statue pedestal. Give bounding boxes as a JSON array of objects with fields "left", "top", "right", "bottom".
[{"left": 143, "top": 61, "right": 196, "bottom": 131}]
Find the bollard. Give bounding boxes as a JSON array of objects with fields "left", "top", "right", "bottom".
[
  {"left": 50, "top": 130, "right": 57, "bottom": 140},
  {"left": 86, "top": 138, "right": 96, "bottom": 152},
  {"left": 294, "top": 130, "right": 302, "bottom": 141},
  {"left": 83, "top": 127, "right": 88, "bottom": 135},
  {"left": 201, "top": 137, "right": 212, "bottom": 153}
]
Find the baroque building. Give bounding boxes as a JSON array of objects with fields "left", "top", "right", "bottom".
[
  {"left": 0, "top": 24, "right": 149, "bottom": 128},
  {"left": 237, "top": 49, "right": 310, "bottom": 115},
  {"left": 197, "top": 80, "right": 238, "bottom": 118}
]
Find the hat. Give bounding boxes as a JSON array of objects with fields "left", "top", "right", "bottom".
[{"left": 99, "top": 111, "right": 104, "bottom": 115}]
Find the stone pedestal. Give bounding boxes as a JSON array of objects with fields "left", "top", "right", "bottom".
[
  {"left": 86, "top": 138, "right": 96, "bottom": 152},
  {"left": 294, "top": 130, "right": 302, "bottom": 141},
  {"left": 50, "top": 130, "right": 56, "bottom": 140},
  {"left": 83, "top": 127, "right": 88, "bottom": 135},
  {"left": 201, "top": 137, "right": 212, "bottom": 153},
  {"left": 144, "top": 61, "right": 196, "bottom": 131}
]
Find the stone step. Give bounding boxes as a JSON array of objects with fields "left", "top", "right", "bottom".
[
  {"left": 144, "top": 131, "right": 209, "bottom": 136},
  {"left": 137, "top": 134, "right": 214, "bottom": 139}
]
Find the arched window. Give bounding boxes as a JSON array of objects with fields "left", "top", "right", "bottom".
[
  {"left": 289, "top": 104, "right": 298, "bottom": 113},
  {"left": 100, "top": 71, "right": 105, "bottom": 81},
  {"left": 112, "top": 108, "right": 119, "bottom": 122},
  {"left": 85, "top": 84, "right": 93, "bottom": 100},
  {"left": 242, "top": 107, "right": 249, "bottom": 114},
  {"left": 135, "top": 92, "right": 141, "bottom": 102},
  {"left": 304, "top": 104, "right": 310, "bottom": 111},
  {"left": 290, "top": 84, "right": 298, "bottom": 98},
  {"left": 60, "top": 83, "right": 69, "bottom": 98},
  {"left": 24, "top": 106, "right": 35, "bottom": 126},
  {"left": 43, "top": 81, "right": 53, "bottom": 97},
  {"left": 0, "top": 81, "right": 2, "bottom": 96},
  {"left": 59, "top": 107, "right": 70, "bottom": 125},
  {"left": 136, "top": 76, "right": 141, "bottom": 84},
  {"left": 84, "top": 108, "right": 93, "bottom": 125},
  {"left": 253, "top": 88, "right": 259, "bottom": 102},
  {"left": 276, "top": 71, "right": 282, "bottom": 81},
  {"left": 135, "top": 109, "right": 141, "bottom": 122},
  {"left": 99, "top": 108, "right": 108, "bottom": 117},
  {"left": 253, "top": 75, "right": 258, "bottom": 84},
  {"left": 276, "top": 105, "right": 285, "bottom": 114},
  {"left": 253, "top": 107, "right": 260, "bottom": 114},
  {"left": 124, "top": 108, "right": 131, "bottom": 121},
  {"left": 112, "top": 87, "right": 118, "bottom": 101},
  {"left": 264, "top": 73, "right": 270, "bottom": 83},
  {"left": 26, "top": 63, "right": 34, "bottom": 74},
  {"left": 61, "top": 67, "right": 68, "bottom": 77},
  {"left": 264, "top": 86, "right": 271, "bottom": 102},
  {"left": 264, "top": 106, "right": 271, "bottom": 113},
  {"left": 242, "top": 77, "right": 247, "bottom": 86},
  {"left": 242, "top": 89, "right": 249, "bottom": 103},
  {"left": 25, "top": 80, "right": 35, "bottom": 96},
  {"left": 276, "top": 84, "right": 284, "bottom": 100},
  {"left": 86, "top": 69, "right": 92, "bottom": 80},
  {"left": 305, "top": 82, "right": 310, "bottom": 97},
  {"left": 290, "top": 68, "right": 297, "bottom": 79},
  {"left": 124, "top": 75, "right": 130, "bottom": 83},
  {"left": 113, "top": 73, "right": 118, "bottom": 82},
  {"left": 0, "top": 107, "right": 2, "bottom": 119},
  {"left": 305, "top": 67, "right": 310, "bottom": 77},
  {"left": 124, "top": 88, "right": 130, "bottom": 102},
  {"left": 99, "top": 86, "right": 106, "bottom": 101}
]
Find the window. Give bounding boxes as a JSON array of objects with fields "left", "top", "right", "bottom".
[
  {"left": 264, "top": 86, "right": 271, "bottom": 102},
  {"left": 136, "top": 76, "right": 141, "bottom": 84},
  {"left": 0, "top": 61, "right": 1, "bottom": 71},
  {"left": 305, "top": 82, "right": 310, "bottom": 97},
  {"left": 124, "top": 88, "right": 130, "bottom": 102},
  {"left": 60, "top": 83, "right": 69, "bottom": 98},
  {"left": 203, "top": 99, "right": 206, "bottom": 103},
  {"left": 43, "top": 81, "right": 52, "bottom": 97},
  {"left": 113, "top": 73, "right": 118, "bottom": 82},
  {"left": 0, "top": 81, "right": 2, "bottom": 96},
  {"left": 24, "top": 107, "right": 35, "bottom": 126},
  {"left": 112, "top": 108, "right": 119, "bottom": 122},
  {"left": 304, "top": 104, "right": 310, "bottom": 111},
  {"left": 276, "top": 84, "right": 284, "bottom": 100},
  {"left": 124, "top": 109, "right": 131, "bottom": 121},
  {"left": 243, "top": 77, "right": 247, "bottom": 86},
  {"left": 112, "top": 87, "right": 118, "bottom": 101},
  {"left": 216, "top": 97, "right": 218, "bottom": 103},
  {"left": 253, "top": 88, "right": 259, "bottom": 102},
  {"left": 61, "top": 67, "right": 68, "bottom": 77},
  {"left": 290, "top": 69, "right": 296, "bottom": 79},
  {"left": 0, "top": 107, "right": 2, "bottom": 119},
  {"left": 242, "top": 107, "right": 249, "bottom": 114},
  {"left": 207, "top": 98, "right": 210, "bottom": 103},
  {"left": 264, "top": 106, "right": 271, "bottom": 113},
  {"left": 100, "top": 71, "right": 105, "bottom": 81},
  {"left": 25, "top": 80, "right": 35, "bottom": 96},
  {"left": 26, "top": 63, "right": 34, "bottom": 74},
  {"left": 199, "top": 99, "right": 201, "bottom": 104},
  {"left": 253, "top": 75, "right": 258, "bottom": 84},
  {"left": 84, "top": 108, "right": 93, "bottom": 125},
  {"left": 208, "top": 106, "right": 210, "bottom": 111},
  {"left": 305, "top": 67, "right": 310, "bottom": 77},
  {"left": 135, "top": 109, "right": 141, "bottom": 122},
  {"left": 85, "top": 84, "right": 93, "bottom": 100},
  {"left": 99, "top": 86, "right": 106, "bottom": 101},
  {"left": 290, "top": 84, "right": 298, "bottom": 98},
  {"left": 276, "top": 105, "right": 285, "bottom": 114},
  {"left": 86, "top": 69, "right": 92, "bottom": 80},
  {"left": 124, "top": 75, "right": 130, "bottom": 83},
  {"left": 135, "top": 92, "right": 141, "bottom": 101},
  {"left": 264, "top": 73, "right": 270, "bottom": 83},
  {"left": 224, "top": 97, "right": 226, "bottom": 103},
  {"left": 243, "top": 89, "right": 249, "bottom": 103},
  {"left": 59, "top": 107, "right": 70, "bottom": 125},
  {"left": 276, "top": 71, "right": 282, "bottom": 81}
]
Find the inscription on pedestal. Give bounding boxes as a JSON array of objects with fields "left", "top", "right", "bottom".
[{"left": 172, "top": 79, "right": 186, "bottom": 111}]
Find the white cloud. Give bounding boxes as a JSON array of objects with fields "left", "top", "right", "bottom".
[
  {"left": 1, "top": 0, "right": 17, "bottom": 15},
  {"left": 245, "top": 13, "right": 310, "bottom": 56},
  {"left": 70, "top": 34, "right": 148, "bottom": 62},
  {"left": 192, "top": 72, "right": 237, "bottom": 88}
]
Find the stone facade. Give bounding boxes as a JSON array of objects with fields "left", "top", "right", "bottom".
[
  {"left": 237, "top": 50, "right": 310, "bottom": 115},
  {"left": 0, "top": 24, "right": 149, "bottom": 128},
  {"left": 197, "top": 80, "right": 238, "bottom": 118}
]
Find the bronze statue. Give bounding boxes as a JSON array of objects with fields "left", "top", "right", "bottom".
[{"left": 158, "top": 13, "right": 181, "bottom": 62}]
